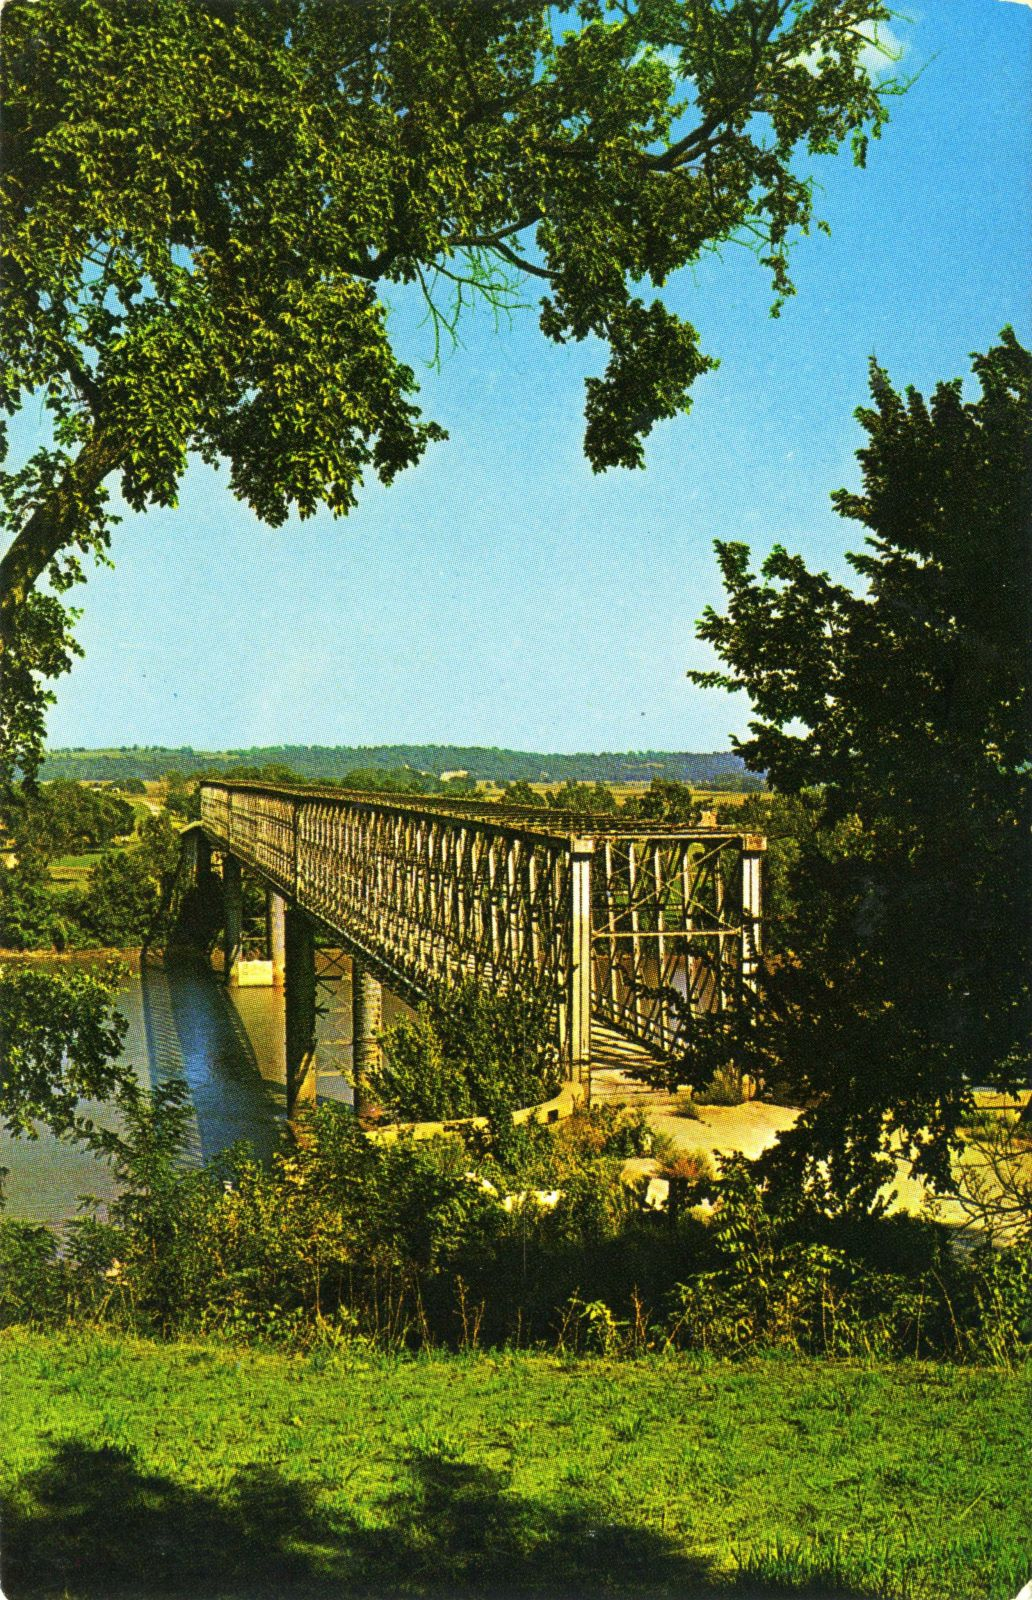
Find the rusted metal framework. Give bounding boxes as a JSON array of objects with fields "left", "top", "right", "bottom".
[{"left": 199, "top": 781, "right": 764, "bottom": 1074}]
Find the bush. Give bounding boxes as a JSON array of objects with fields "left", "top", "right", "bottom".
[
  {"left": 695, "top": 1065, "right": 746, "bottom": 1106},
  {"left": 2, "top": 1073, "right": 1028, "bottom": 1364}
]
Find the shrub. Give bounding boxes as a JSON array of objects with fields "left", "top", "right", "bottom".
[{"left": 694, "top": 1065, "right": 746, "bottom": 1106}]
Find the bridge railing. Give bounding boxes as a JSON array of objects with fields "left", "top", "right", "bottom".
[{"left": 199, "top": 781, "right": 763, "bottom": 1068}]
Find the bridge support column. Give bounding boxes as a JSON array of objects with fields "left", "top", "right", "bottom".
[
  {"left": 741, "top": 836, "right": 765, "bottom": 1000},
  {"left": 222, "top": 854, "right": 242, "bottom": 985},
  {"left": 568, "top": 837, "right": 594, "bottom": 1089},
  {"left": 267, "top": 890, "right": 286, "bottom": 985},
  {"left": 352, "top": 960, "right": 382, "bottom": 1118},
  {"left": 284, "top": 907, "right": 317, "bottom": 1117}
]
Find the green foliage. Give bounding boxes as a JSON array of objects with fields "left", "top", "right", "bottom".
[
  {"left": 662, "top": 1158, "right": 1032, "bottom": 1364},
  {"left": 497, "top": 780, "right": 539, "bottom": 807},
  {"left": 70, "top": 849, "right": 162, "bottom": 947},
  {"left": 0, "top": 796, "right": 178, "bottom": 950},
  {"left": 2, "top": 1064, "right": 1028, "bottom": 1369},
  {"left": 0, "top": 854, "right": 69, "bottom": 950},
  {"left": 0, "top": 1220, "right": 67, "bottom": 1324},
  {"left": 0, "top": 961, "right": 129, "bottom": 1139},
  {"left": 0, "top": 591, "right": 82, "bottom": 787},
  {"left": 371, "top": 978, "right": 563, "bottom": 1123},
  {"left": 341, "top": 766, "right": 434, "bottom": 795},
  {"left": 41, "top": 744, "right": 759, "bottom": 788},
  {"left": 546, "top": 781, "right": 617, "bottom": 815},
  {"left": 688, "top": 332, "right": 1032, "bottom": 1211},
  {"left": 135, "top": 812, "right": 181, "bottom": 883},
  {"left": 621, "top": 778, "right": 702, "bottom": 824},
  {"left": 693, "top": 1065, "right": 746, "bottom": 1106},
  {"left": 162, "top": 771, "right": 200, "bottom": 821},
  {"left": 8, "top": 779, "right": 134, "bottom": 858}
]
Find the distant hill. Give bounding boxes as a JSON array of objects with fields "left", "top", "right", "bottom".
[{"left": 41, "top": 745, "right": 763, "bottom": 790}]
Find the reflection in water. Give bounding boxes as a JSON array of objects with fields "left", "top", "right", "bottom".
[{"left": 0, "top": 955, "right": 411, "bottom": 1230}]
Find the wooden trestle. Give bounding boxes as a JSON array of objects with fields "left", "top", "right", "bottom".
[{"left": 197, "top": 781, "right": 765, "bottom": 1112}]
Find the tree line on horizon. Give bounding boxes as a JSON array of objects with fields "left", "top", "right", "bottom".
[{"left": 37, "top": 745, "right": 765, "bottom": 790}]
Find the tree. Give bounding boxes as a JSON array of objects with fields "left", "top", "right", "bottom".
[
  {"left": 72, "top": 850, "right": 162, "bottom": 947},
  {"left": 498, "top": 780, "right": 539, "bottom": 807},
  {"left": 162, "top": 771, "right": 200, "bottom": 821},
  {"left": 622, "top": 776, "right": 702, "bottom": 823},
  {"left": 6, "top": 780, "right": 134, "bottom": 857},
  {"left": 1, "top": 0, "right": 902, "bottom": 776},
  {"left": 685, "top": 330, "right": 1032, "bottom": 1211},
  {"left": 548, "top": 780, "right": 618, "bottom": 814},
  {"left": 0, "top": 962, "right": 130, "bottom": 1139}
]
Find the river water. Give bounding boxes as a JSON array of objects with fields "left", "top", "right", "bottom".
[{"left": 1, "top": 957, "right": 412, "bottom": 1229}]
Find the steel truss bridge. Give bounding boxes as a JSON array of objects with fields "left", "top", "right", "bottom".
[{"left": 195, "top": 780, "right": 764, "bottom": 1113}]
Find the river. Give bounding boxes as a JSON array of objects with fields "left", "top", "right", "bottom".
[{"left": 0, "top": 956, "right": 412, "bottom": 1229}]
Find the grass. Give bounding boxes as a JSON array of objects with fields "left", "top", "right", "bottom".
[
  {"left": 47, "top": 850, "right": 105, "bottom": 885},
  {"left": 1, "top": 1331, "right": 1028, "bottom": 1600}
]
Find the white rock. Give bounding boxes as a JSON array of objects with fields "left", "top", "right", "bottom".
[{"left": 500, "top": 1188, "right": 563, "bottom": 1213}]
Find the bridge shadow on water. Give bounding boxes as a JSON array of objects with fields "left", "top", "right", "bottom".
[
  {"left": 2, "top": 1439, "right": 880, "bottom": 1600},
  {"left": 139, "top": 956, "right": 280, "bottom": 1167}
]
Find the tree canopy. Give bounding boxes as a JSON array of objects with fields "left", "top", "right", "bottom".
[
  {"left": 1, "top": 0, "right": 900, "bottom": 776},
  {"left": 0, "top": 962, "right": 130, "bottom": 1140},
  {"left": 687, "top": 330, "right": 1032, "bottom": 1210}
]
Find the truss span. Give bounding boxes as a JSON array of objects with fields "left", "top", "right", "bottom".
[{"left": 199, "top": 781, "right": 764, "bottom": 1074}]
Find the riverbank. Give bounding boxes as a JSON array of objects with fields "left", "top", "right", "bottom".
[
  {"left": 0, "top": 946, "right": 141, "bottom": 966},
  {"left": 1, "top": 1329, "right": 1027, "bottom": 1600}
]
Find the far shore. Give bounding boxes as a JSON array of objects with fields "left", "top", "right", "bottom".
[{"left": 0, "top": 947, "right": 142, "bottom": 967}]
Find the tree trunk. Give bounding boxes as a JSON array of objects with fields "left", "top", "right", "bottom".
[{"left": 0, "top": 430, "right": 121, "bottom": 653}]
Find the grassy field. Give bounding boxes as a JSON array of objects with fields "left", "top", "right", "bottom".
[
  {"left": 46, "top": 850, "right": 106, "bottom": 887},
  {"left": 1, "top": 1332, "right": 1027, "bottom": 1600}
]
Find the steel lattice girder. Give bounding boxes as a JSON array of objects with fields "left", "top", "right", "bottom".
[{"left": 199, "top": 781, "right": 765, "bottom": 1065}]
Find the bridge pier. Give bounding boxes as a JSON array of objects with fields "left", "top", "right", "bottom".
[
  {"left": 352, "top": 960, "right": 382, "bottom": 1118},
  {"left": 222, "top": 854, "right": 242, "bottom": 985},
  {"left": 267, "top": 890, "right": 286, "bottom": 985},
  {"left": 741, "top": 837, "right": 765, "bottom": 997},
  {"left": 568, "top": 837, "right": 594, "bottom": 1089},
  {"left": 284, "top": 906, "right": 317, "bottom": 1117}
]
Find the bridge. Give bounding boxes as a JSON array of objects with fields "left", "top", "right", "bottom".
[{"left": 185, "top": 781, "right": 764, "bottom": 1116}]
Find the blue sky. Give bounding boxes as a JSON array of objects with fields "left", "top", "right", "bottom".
[{"left": 29, "top": 1, "right": 1032, "bottom": 755}]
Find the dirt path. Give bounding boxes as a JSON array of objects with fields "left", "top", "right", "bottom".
[{"left": 594, "top": 1056, "right": 1023, "bottom": 1228}]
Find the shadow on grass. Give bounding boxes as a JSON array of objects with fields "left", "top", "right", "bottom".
[{"left": 1, "top": 1439, "right": 885, "bottom": 1600}]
